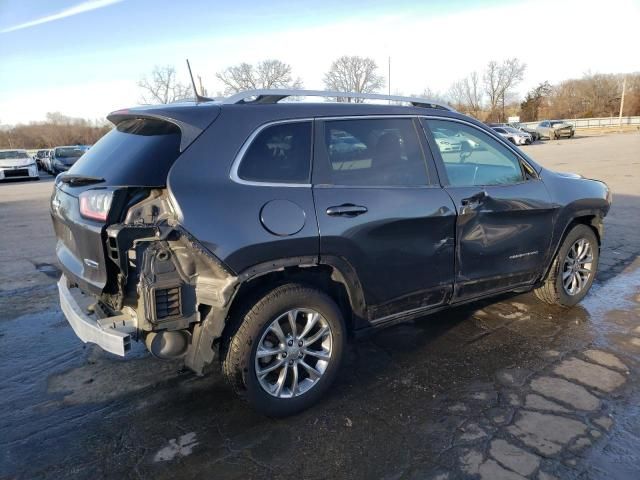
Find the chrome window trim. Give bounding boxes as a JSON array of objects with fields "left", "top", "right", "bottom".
[
  {"left": 318, "top": 114, "right": 418, "bottom": 121},
  {"left": 229, "top": 118, "right": 314, "bottom": 188},
  {"left": 420, "top": 115, "right": 539, "bottom": 181}
]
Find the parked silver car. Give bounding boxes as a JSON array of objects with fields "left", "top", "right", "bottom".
[{"left": 536, "top": 120, "right": 575, "bottom": 140}]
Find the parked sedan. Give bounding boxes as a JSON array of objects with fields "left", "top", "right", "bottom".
[
  {"left": 537, "top": 120, "right": 575, "bottom": 140},
  {"left": 491, "top": 126, "right": 532, "bottom": 145},
  {"left": 509, "top": 123, "right": 540, "bottom": 141},
  {"left": 433, "top": 131, "right": 462, "bottom": 151},
  {"left": 0, "top": 149, "right": 39, "bottom": 181},
  {"left": 50, "top": 146, "right": 90, "bottom": 174},
  {"left": 34, "top": 149, "right": 52, "bottom": 170}
]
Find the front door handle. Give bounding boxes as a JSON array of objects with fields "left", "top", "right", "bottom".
[
  {"left": 461, "top": 190, "right": 489, "bottom": 206},
  {"left": 326, "top": 204, "right": 368, "bottom": 217}
]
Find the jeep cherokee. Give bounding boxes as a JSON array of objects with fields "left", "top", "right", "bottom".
[{"left": 51, "top": 89, "right": 611, "bottom": 416}]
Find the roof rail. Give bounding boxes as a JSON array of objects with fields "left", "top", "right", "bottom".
[{"left": 222, "top": 89, "right": 455, "bottom": 111}]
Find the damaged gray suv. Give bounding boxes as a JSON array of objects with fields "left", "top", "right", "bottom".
[{"left": 52, "top": 89, "right": 611, "bottom": 416}]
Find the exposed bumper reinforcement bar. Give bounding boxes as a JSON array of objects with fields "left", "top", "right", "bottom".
[{"left": 58, "top": 274, "right": 135, "bottom": 357}]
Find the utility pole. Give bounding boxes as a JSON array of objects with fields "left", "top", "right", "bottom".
[{"left": 618, "top": 76, "right": 626, "bottom": 127}]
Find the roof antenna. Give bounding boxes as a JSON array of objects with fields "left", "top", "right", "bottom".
[{"left": 186, "top": 59, "right": 212, "bottom": 103}]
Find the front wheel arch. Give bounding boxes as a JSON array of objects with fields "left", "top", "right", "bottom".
[{"left": 539, "top": 215, "right": 601, "bottom": 284}]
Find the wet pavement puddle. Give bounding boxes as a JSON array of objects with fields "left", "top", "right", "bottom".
[{"left": 1, "top": 262, "right": 639, "bottom": 479}]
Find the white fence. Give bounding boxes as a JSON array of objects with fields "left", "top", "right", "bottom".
[{"left": 521, "top": 116, "right": 640, "bottom": 129}]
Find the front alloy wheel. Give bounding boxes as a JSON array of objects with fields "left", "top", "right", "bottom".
[
  {"left": 534, "top": 224, "right": 599, "bottom": 307},
  {"left": 255, "top": 309, "right": 333, "bottom": 398},
  {"left": 562, "top": 238, "right": 594, "bottom": 296}
]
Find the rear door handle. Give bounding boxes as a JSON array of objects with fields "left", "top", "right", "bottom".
[
  {"left": 326, "top": 204, "right": 368, "bottom": 217},
  {"left": 461, "top": 190, "right": 488, "bottom": 206}
]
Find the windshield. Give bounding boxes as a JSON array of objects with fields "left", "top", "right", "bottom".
[
  {"left": 504, "top": 127, "right": 521, "bottom": 134},
  {"left": 55, "top": 147, "right": 86, "bottom": 158},
  {"left": 551, "top": 121, "right": 567, "bottom": 126},
  {"left": 0, "top": 150, "right": 29, "bottom": 160}
]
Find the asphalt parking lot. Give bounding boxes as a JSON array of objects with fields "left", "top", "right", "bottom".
[{"left": 1, "top": 133, "right": 639, "bottom": 480}]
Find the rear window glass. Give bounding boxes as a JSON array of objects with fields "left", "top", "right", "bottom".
[
  {"left": 238, "top": 121, "right": 312, "bottom": 183},
  {"left": 322, "top": 118, "right": 428, "bottom": 186},
  {"left": 55, "top": 147, "right": 86, "bottom": 158},
  {"left": 67, "top": 118, "right": 181, "bottom": 186}
]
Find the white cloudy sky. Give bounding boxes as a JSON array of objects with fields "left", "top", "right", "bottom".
[{"left": 0, "top": 0, "right": 638, "bottom": 124}]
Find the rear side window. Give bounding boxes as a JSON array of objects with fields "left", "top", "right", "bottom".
[
  {"left": 67, "top": 118, "right": 181, "bottom": 186},
  {"left": 322, "top": 118, "right": 428, "bottom": 186},
  {"left": 238, "top": 121, "right": 312, "bottom": 184}
]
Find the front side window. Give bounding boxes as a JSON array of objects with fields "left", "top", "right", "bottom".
[
  {"left": 238, "top": 121, "right": 312, "bottom": 183},
  {"left": 425, "top": 119, "right": 525, "bottom": 187},
  {"left": 322, "top": 118, "right": 428, "bottom": 186}
]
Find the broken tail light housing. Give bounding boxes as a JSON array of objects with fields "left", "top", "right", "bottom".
[{"left": 79, "top": 190, "right": 113, "bottom": 222}]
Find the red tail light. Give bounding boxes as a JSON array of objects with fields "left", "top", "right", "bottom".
[{"left": 79, "top": 190, "right": 113, "bottom": 222}]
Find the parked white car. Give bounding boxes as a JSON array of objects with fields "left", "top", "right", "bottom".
[
  {"left": 491, "top": 127, "right": 532, "bottom": 145},
  {"left": 433, "top": 131, "right": 462, "bottom": 152},
  {"left": 0, "top": 149, "right": 39, "bottom": 181}
]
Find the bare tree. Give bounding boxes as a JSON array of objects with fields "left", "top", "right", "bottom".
[
  {"left": 323, "top": 56, "right": 385, "bottom": 102},
  {"left": 0, "top": 113, "right": 110, "bottom": 149},
  {"left": 483, "top": 58, "right": 526, "bottom": 121},
  {"left": 419, "top": 88, "right": 447, "bottom": 102},
  {"left": 448, "top": 72, "right": 483, "bottom": 117},
  {"left": 519, "top": 81, "right": 552, "bottom": 121},
  {"left": 137, "top": 65, "right": 191, "bottom": 104},
  {"left": 216, "top": 59, "right": 302, "bottom": 95}
]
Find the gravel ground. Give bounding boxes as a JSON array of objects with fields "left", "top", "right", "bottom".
[{"left": 0, "top": 132, "right": 639, "bottom": 480}]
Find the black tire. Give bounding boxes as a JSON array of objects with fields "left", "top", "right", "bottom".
[
  {"left": 534, "top": 224, "right": 599, "bottom": 307},
  {"left": 222, "top": 283, "right": 346, "bottom": 417}
]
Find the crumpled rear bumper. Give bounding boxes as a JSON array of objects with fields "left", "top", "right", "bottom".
[{"left": 58, "top": 274, "right": 136, "bottom": 356}]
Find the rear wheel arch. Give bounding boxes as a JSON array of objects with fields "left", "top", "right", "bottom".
[{"left": 221, "top": 259, "right": 367, "bottom": 350}]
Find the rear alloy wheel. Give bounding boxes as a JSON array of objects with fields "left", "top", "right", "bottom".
[
  {"left": 222, "top": 283, "right": 346, "bottom": 416},
  {"left": 534, "top": 224, "right": 599, "bottom": 306},
  {"left": 255, "top": 308, "right": 333, "bottom": 398}
]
